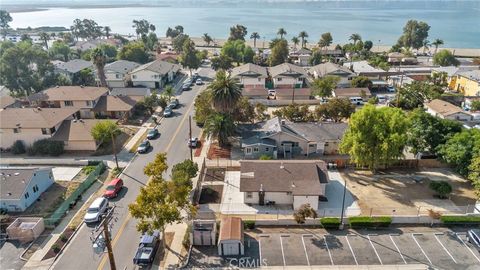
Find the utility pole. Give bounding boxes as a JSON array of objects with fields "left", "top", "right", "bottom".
[
  {"left": 91, "top": 206, "right": 117, "bottom": 270},
  {"left": 189, "top": 115, "right": 193, "bottom": 161}
]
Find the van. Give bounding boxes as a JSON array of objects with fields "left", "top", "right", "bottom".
[
  {"left": 84, "top": 197, "right": 109, "bottom": 223},
  {"left": 349, "top": 97, "right": 364, "bottom": 105}
]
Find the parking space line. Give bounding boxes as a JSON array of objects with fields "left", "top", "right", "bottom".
[
  {"left": 279, "top": 235, "right": 286, "bottom": 266},
  {"left": 389, "top": 234, "right": 407, "bottom": 264},
  {"left": 301, "top": 236, "right": 310, "bottom": 266},
  {"left": 411, "top": 233, "right": 432, "bottom": 265},
  {"left": 323, "top": 235, "right": 334, "bottom": 265},
  {"left": 345, "top": 235, "right": 358, "bottom": 265},
  {"left": 433, "top": 233, "right": 457, "bottom": 264},
  {"left": 456, "top": 233, "right": 480, "bottom": 263},
  {"left": 367, "top": 235, "right": 383, "bottom": 265}
]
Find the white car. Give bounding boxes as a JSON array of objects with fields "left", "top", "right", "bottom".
[
  {"left": 195, "top": 78, "right": 203, "bottom": 85},
  {"left": 84, "top": 197, "right": 109, "bottom": 223},
  {"left": 387, "top": 86, "right": 396, "bottom": 92}
]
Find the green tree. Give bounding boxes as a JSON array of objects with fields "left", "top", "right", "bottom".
[
  {"left": 349, "top": 33, "right": 362, "bottom": 46},
  {"left": 470, "top": 100, "right": 480, "bottom": 111},
  {"left": 429, "top": 181, "right": 453, "bottom": 199},
  {"left": 204, "top": 112, "right": 236, "bottom": 147},
  {"left": 229, "top": 24, "right": 248, "bottom": 41},
  {"left": 268, "top": 39, "right": 289, "bottom": 66},
  {"left": 208, "top": 70, "right": 241, "bottom": 113},
  {"left": 202, "top": 33, "right": 213, "bottom": 46},
  {"left": 363, "top": 40, "right": 373, "bottom": 51},
  {"left": 314, "top": 97, "right": 355, "bottom": 122},
  {"left": 393, "top": 81, "right": 443, "bottom": 110},
  {"left": 272, "top": 104, "right": 313, "bottom": 122},
  {"left": 432, "top": 38, "right": 444, "bottom": 54},
  {"left": 309, "top": 50, "right": 323, "bottom": 66},
  {"left": 180, "top": 39, "right": 201, "bottom": 76},
  {"left": 144, "top": 32, "right": 158, "bottom": 51},
  {"left": 293, "top": 204, "right": 318, "bottom": 224},
  {"left": 340, "top": 105, "right": 409, "bottom": 171},
  {"left": 163, "top": 85, "right": 174, "bottom": 100},
  {"left": 73, "top": 68, "right": 95, "bottom": 86},
  {"left": 318, "top": 32, "right": 333, "bottom": 51},
  {"left": 311, "top": 75, "right": 340, "bottom": 97},
  {"left": 49, "top": 41, "right": 72, "bottom": 62},
  {"left": 277, "top": 28, "right": 287, "bottom": 39},
  {"left": 39, "top": 32, "right": 50, "bottom": 49},
  {"left": 194, "top": 90, "right": 214, "bottom": 126},
  {"left": 468, "top": 156, "right": 480, "bottom": 197},
  {"left": 210, "top": 55, "right": 233, "bottom": 71},
  {"left": 98, "top": 44, "right": 118, "bottom": 60},
  {"left": 250, "top": 32, "right": 260, "bottom": 48},
  {"left": 91, "top": 121, "right": 121, "bottom": 168},
  {"left": 166, "top": 25, "right": 184, "bottom": 39},
  {"left": 396, "top": 20, "right": 430, "bottom": 50},
  {"left": 104, "top": 26, "right": 111, "bottom": 38},
  {"left": 433, "top": 50, "right": 460, "bottom": 66},
  {"left": 255, "top": 102, "right": 269, "bottom": 122},
  {"left": 132, "top": 19, "right": 155, "bottom": 40},
  {"left": 351, "top": 76, "right": 372, "bottom": 88},
  {"left": 172, "top": 159, "right": 198, "bottom": 179},
  {"left": 221, "top": 40, "right": 254, "bottom": 65},
  {"left": 232, "top": 96, "right": 255, "bottom": 123},
  {"left": 0, "top": 10, "right": 12, "bottom": 39},
  {"left": 117, "top": 41, "right": 150, "bottom": 63},
  {"left": 91, "top": 47, "right": 107, "bottom": 87},
  {"left": 172, "top": 34, "right": 190, "bottom": 53},
  {"left": 298, "top": 31, "right": 308, "bottom": 48},
  {"left": 437, "top": 129, "right": 480, "bottom": 176},
  {"left": 291, "top": 36, "right": 299, "bottom": 50}
]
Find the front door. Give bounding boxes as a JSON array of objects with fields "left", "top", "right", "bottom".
[{"left": 155, "top": 81, "right": 160, "bottom": 89}]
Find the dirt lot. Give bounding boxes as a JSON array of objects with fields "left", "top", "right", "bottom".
[
  {"left": 204, "top": 168, "right": 225, "bottom": 183},
  {"left": 340, "top": 168, "right": 477, "bottom": 216},
  {"left": 199, "top": 185, "right": 223, "bottom": 204},
  {"left": 20, "top": 181, "right": 71, "bottom": 217}
]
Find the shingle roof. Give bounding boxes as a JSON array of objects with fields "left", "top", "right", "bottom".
[
  {"left": 54, "top": 59, "right": 93, "bottom": 73},
  {"left": 0, "top": 95, "right": 16, "bottom": 109},
  {"left": 343, "top": 60, "right": 385, "bottom": 74},
  {"left": 0, "top": 168, "right": 45, "bottom": 200},
  {"left": 458, "top": 70, "right": 480, "bottom": 83},
  {"left": 240, "top": 160, "right": 329, "bottom": 195},
  {"left": 309, "top": 62, "right": 354, "bottom": 77},
  {"left": 231, "top": 63, "right": 268, "bottom": 78},
  {"left": 131, "top": 60, "right": 181, "bottom": 75},
  {"left": 426, "top": 99, "right": 469, "bottom": 117},
  {"left": 51, "top": 119, "right": 114, "bottom": 142},
  {"left": 0, "top": 107, "right": 78, "bottom": 129},
  {"left": 105, "top": 60, "right": 140, "bottom": 74},
  {"left": 29, "top": 86, "right": 108, "bottom": 102},
  {"left": 268, "top": 63, "right": 308, "bottom": 78},
  {"left": 286, "top": 122, "right": 348, "bottom": 142},
  {"left": 333, "top": 87, "right": 371, "bottom": 98},
  {"left": 93, "top": 95, "right": 137, "bottom": 112},
  {"left": 219, "top": 217, "right": 244, "bottom": 242},
  {"left": 110, "top": 87, "right": 150, "bottom": 97}
]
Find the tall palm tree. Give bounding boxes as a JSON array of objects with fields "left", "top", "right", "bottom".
[
  {"left": 349, "top": 33, "right": 362, "bottom": 45},
  {"left": 277, "top": 28, "right": 287, "bottom": 39},
  {"left": 250, "top": 32, "right": 260, "bottom": 48},
  {"left": 422, "top": 39, "right": 430, "bottom": 54},
  {"left": 39, "top": 32, "right": 50, "bottom": 49},
  {"left": 291, "top": 36, "right": 299, "bottom": 50},
  {"left": 203, "top": 112, "right": 235, "bottom": 147},
  {"left": 208, "top": 70, "right": 242, "bottom": 113},
  {"left": 432, "top": 38, "right": 444, "bottom": 55},
  {"left": 203, "top": 33, "right": 213, "bottom": 46},
  {"left": 298, "top": 31, "right": 308, "bottom": 48},
  {"left": 91, "top": 48, "right": 107, "bottom": 87},
  {"left": 104, "top": 26, "right": 111, "bottom": 39},
  {"left": 318, "top": 32, "right": 333, "bottom": 53}
]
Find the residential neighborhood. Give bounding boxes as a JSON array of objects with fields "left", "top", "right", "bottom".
[{"left": 0, "top": 4, "right": 480, "bottom": 270}]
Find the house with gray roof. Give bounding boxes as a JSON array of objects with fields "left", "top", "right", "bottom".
[
  {"left": 130, "top": 60, "right": 181, "bottom": 89},
  {"left": 309, "top": 62, "right": 356, "bottom": 87},
  {"left": 230, "top": 63, "right": 268, "bottom": 89},
  {"left": 110, "top": 87, "right": 151, "bottom": 102},
  {"left": 238, "top": 117, "right": 347, "bottom": 159},
  {"left": 101, "top": 60, "right": 140, "bottom": 88},
  {"left": 0, "top": 167, "right": 54, "bottom": 212},
  {"left": 268, "top": 63, "right": 308, "bottom": 89},
  {"left": 54, "top": 59, "right": 94, "bottom": 80}
]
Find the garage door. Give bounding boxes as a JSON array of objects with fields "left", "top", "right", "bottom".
[{"left": 222, "top": 242, "right": 239, "bottom": 256}]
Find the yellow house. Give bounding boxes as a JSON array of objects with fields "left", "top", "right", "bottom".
[{"left": 452, "top": 70, "right": 480, "bottom": 96}]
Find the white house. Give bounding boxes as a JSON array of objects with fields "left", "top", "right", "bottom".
[
  {"left": 309, "top": 62, "right": 356, "bottom": 88},
  {"left": 130, "top": 60, "right": 181, "bottom": 89},
  {"left": 425, "top": 99, "right": 472, "bottom": 121},
  {"left": 0, "top": 168, "right": 55, "bottom": 212},
  {"left": 101, "top": 60, "right": 140, "bottom": 88},
  {"left": 230, "top": 63, "right": 268, "bottom": 89},
  {"left": 268, "top": 63, "right": 308, "bottom": 89},
  {"left": 239, "top": 160, "right": 329, "bottom": 210}
]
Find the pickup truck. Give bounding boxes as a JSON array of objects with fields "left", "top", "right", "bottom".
[{"left": 133, "top": 230, "right": 160, "bottom": 266}]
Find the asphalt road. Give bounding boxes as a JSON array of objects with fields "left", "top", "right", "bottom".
[{"left": 52, "top": 65, "right": 215, "bottom": 270}]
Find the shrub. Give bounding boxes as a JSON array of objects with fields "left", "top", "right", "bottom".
[
  {"left": 244, "top": 220, "right": 255, "bottom": 230},
  {"left": 429, "top": 181, "right": 452, "bottom": 199},
  {"left": 82, "top": 166, "right": 97, "bottom": 175},
  {"left": 11, "top": 140, "right": 26, "bottom": 154},
  {"left": 320, "top": 217, "right": 341, "bottom": 229},
  {"left": 60, "top": 234, "right": 68, "bottom": 242},
  {"left": 52, "top": 244, "right": 60, "bottom": 253},
  {"left": 348, "top": 216, "right": 392, "bottom": 228},
  {"left": 182, "top": 224, "right": 192, "bottom": 248},
  {"left": 259, "top": 154, "right": 272, "bottom": 160},
  {"left": 440, "top": 215, "right": 480, "bottom": 224},
  {"left": 31, "top": 139, "right": 64, "bottom": 156}
]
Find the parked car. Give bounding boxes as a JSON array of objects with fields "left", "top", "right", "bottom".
[
  {"left": 133, "top": 231, "right": 160, "bottom": 266},
  {"left": 182, "top": 83, "right": 191, "bottom": 91},
  {"left": 84, "top": 197, "right": 109, "bottom": 223},
  {"left": 166, "top": 103, "right": 176, "bottom": 111},
  {"left": 103, "top": 178, "right": 124, "bottom": 199},
  {"left": 377, "top": 95, "right": 387, "bottom": 103},
  {"left": 146, "top": 128, "right": 159, "bottom": 140},
  {"left": 349, "top": 97, "right": 364, "bottom": 105},
  {"left": 188, "top": 137, "right": 199, "bottom": 148},
  {"left": 163, "top": 107, "right": 173, "bottom": 117},
  {"left": 169, "top": 98, "right": 179, "bottom": 108},
  {"left": 137, "top": 140, "right": 151, "bottom": 153},
  {"left": 184, "top": 78, "right": 193, "bottom": 85},
  {"left": 195, "top": 78, "right": 203, "bottom": 85},
  {"left": 467, "top": 229, "right": 480, "bottom": 250},
  {"left": 387, "top": 86, "right": 396, "bottom": 92}
]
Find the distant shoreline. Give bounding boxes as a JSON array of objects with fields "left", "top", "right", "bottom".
[{"left": 3, "top": 4, "right": 170, "bottom": 13}]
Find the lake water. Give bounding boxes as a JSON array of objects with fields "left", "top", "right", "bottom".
[{"left": 7, "top": 0, "right": 480, "bottom": 48}]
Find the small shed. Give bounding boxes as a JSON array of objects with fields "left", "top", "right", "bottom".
[
  {"left": 6, "top": 217, "right": 45, "bottom": 243},
  {"left": 191, "top": 220, "right": 216, "bottom": 246},
  {"left": 218, "top": 217, "right": 244, "bottom": 256}
]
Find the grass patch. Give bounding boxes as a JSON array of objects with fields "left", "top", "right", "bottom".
[
  {"left": 129, "top": 130, "right": 148, "bottom": 153},
  {"left": 244, "top": 220, "right": 255, "bottom": 230},
  {"left": 320, "top": 217, "right": 341, "bottom": 229},
  {"left": 349, "top": 216, "right": 392, "bottom": 228},
  {"left": 82, "top": 165, "right": 97, "bottom": 175},
  {"left": 440, "top": 215, "right": 480, "bottom": 224}
]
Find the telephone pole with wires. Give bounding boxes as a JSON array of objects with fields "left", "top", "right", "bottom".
[{"left": 90, "top": 205, "right": 117, "bottom": 270}]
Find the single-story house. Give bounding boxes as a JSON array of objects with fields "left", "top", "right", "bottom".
[
  {"left": 242, "top": 88, "right": 268, "bottom": 99},
  {"left": 268, "top": 63, "right": 308, "bottom": 89},
  {"left": 333, "top": 87, "right": 371, "bottom": 99},
  {"left": 51, "top": 119, "right": 115, "bottom": 151},
  {"left": 130, "top": 60, "right": 181, "bottom": 89},
  {"left": 71, "top": 39, "right": 122, "bottom": 52},
  {"left": 217, "top": 217, "right": 244, "bottom": 256},
  {"left": 110, "top": 87, "right": 151, "bottom": 102},
  {"left": 0, "top": 107, "right": 78, "bottom": 148},
  {"left": 231, "top": 63, "right": 268, "bottom": 89},
  {"left": 0, "top": 167, "right": 55, "bottom": 212},
  {"left": 157, "top": 51, "right": 180, "bottom": 63},
  {"left": 343, "top": 60, "right": 389, "bottom": 79},
  {"left": 425, "top": 99, "right": 472, "bottom": 121},
  {"left": 275, "top": 88, "right": 311, "bottom": 100},
  {"left": 92, "top": 95, "right": 137, "bottom": 119},
  {"left": 54, "top": 59, "right": 94, "bottom": 80},
  {"left": 289, "top": 48, "right": 312, "bottom": 66},
  {"left": 240, "top": 160, "right": 329, "bottom": 210},
  {"left": 309, "top": 62, "right": 356, "bottom": 88},
  {"left": 240, "top": 117, "right": 348, "bottom": 159},
  {"left": 101, "top": 60, "right": 140, "bottom": 88}
]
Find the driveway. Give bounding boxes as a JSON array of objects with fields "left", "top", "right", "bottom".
[
  {"left": 0, "top": 240, "right": 28, "bottom": 270},
  {"left": 319, "top": 170, "right": 361, "bottom": 217}
]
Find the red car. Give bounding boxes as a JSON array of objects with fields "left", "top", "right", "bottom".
[{"left": 103, "top": 178, "right": 123, "bottom": 198}]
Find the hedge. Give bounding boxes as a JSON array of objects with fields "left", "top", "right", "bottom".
[
  {"left": 244, "top": 220, "right": 255, "bottom": 230},
  {"left": 29, "top": 139, "right": 65, "bottom": 156},
  {"left": 11, "top": 140, "right": 26, "bottom": 154},
  {"left": 320, "top": 217, "right": 341, "bottom": 229},
  {"left": 349, "top": 216, "right": 392, "bottom": 228},
  {"left": 440, "top": 216, "right": 480, "bottom": 224}
]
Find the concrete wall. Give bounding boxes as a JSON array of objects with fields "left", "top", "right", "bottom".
[
  {"left": 241, "top": 77, "right": 265, "bottom": 89},
  {"left": 6, "top": 217, "right": 45, "bottom": 243},
  {"left": 244, "top": 192, "right": 293, "bottom": 205},
  {"left": 293, "top": 195, "right": 319, "bottom": 210},
  {"left": 273, "top": 76, "right": 302, "bottom": 88},
  {"left": 64, "top": 140, "right": 98, "bottom": 151},
  {"left": 106, "top": 79, "right": 126, "bottom": 88}
]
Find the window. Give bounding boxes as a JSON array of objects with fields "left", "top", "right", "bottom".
[
  {"left": 132, "top": 75, "right": 137, "bottom": 79},
  {"left": 246, "top": 192, "right": 253, "bottom": 198},
  {"left": 64, "top": 100, "right": 73, "bottom": 106},
  {"left": 115, "top": 74, "right": 120, "bottom": 79},
  {"left": 286, "top": 192, "right": 292, "bottom": 195},
  {"left": 258, "top": 78, "right": 262, "bottom": 82},
  {"left": 277, "top": 78, "right": 282, "bottom": 82},
  {"left": 33, "top": 185, "right": 39, "bottom": 193},
  {"left": 86, "top": 100, "right": 92, "bottom": 106},
  {"left": 246, "top": 148, "right": 252, "bottom": 154},
  {"left": 265, "top": 147, "right": 269, "bottom": 152},
  {"left": 293, "top": 142, "right": 299, "bottom": 147},
  {"left": 13, "top": 128, "right": 20, "bottom": 133},
  {"left": 41, "top": 128, "right": 48, "bottom": 135},
  {"left": 253, "top": 147, "right": 259, "bottom": 152},
  {"left": 50, "top": 127, "right": 56, "bottom": 134},
  {"left": 24, "top": 192, "right": 30, "bottom": 199}
]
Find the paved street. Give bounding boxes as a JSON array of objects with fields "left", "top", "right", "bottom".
[{"left": 52, "top": 65, "right": 215, "bottom": 270}]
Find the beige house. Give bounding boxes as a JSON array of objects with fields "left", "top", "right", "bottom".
[
  {"left": 230, "top": 63, "right": 268, "bottom": 89},
  {"left": 29, "top": 86, "right": 108, "bottom": 119},
  {"left": 100, "top": 60, "right": 140, "bottom": 88},
  {"left": 93, "top": 95, "right": 136, "bottom": 119},
  {"left": 51, "top": 119, "right": 114, "bottom": 151},
  {"left": 0, "top": 96, "right": 20, "bottom": 110},
  {"left": 240, "top": 160, "right": 329, "bottom": 210},
  {"left": 0, "top": 107, "right": 78, "bottom": 148},
  {"left": 309, "top": 62, "right": 356, "bottom": 88},
  {"left": 268, "top": 63, "right": 308, "bottom": 89},
  {"left": 130, "top": 60, "right": 181, "bottom": 89},
  {"left": 425, "top": 99, "right": 472, "bottom": 121}
]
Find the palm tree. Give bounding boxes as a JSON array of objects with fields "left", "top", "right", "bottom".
[
  {"left": 203, "top": 33, "right": 213, "bottom": 46},
  {"left": 91, "top": 48, "right": 107, "bottom": 87},
  {"left": 422, "top": 39, "right": 430, "bottom": 55},
  {"left": 291, "top": 36, "right": 299, "bottom": 50},
  {"left": 104, "top": 26, "right": 111, "bottom": 39},
  {"left": 298, "top": 31, "right": 308, "bottom": 48},
  {"left": 277, "top": 28, "right": 287, "bottom": 39},
  {"left": 208, "top": 70, "right": 242, "bottom": 113},
  {"left": 39, "top": 32, "right": 50, "bottom": 49},
  {"left": 349, "top": 33, "right": 362, "bottom": 45},
  {"left": 318, "top": 32, "right": 333, "bottom": 53},
  {"left": 432, "top": 38, "right": 444, "bottom": 55},
  {"left": 250, "top": 32, "right": 260, "bottom": 48},
  {"left": 203, "top": 112, "right": 235, "bottom": 147},
  {"left": 91, "top": 121, "right": 121, "bottom": 168},
  {"left": 163, "top": 85, "right": 174, "bottom": 101}
]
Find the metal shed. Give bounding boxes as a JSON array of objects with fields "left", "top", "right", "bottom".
[{"left": 218, "top": 217, "right": 244, "bottom": 256}]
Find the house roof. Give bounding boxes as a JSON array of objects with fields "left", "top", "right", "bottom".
[
  {"left": 219, "top": 217, "right": 244, "bottom": 242},
  {"left": 274, "top": 88, "right": 311, "bottom": 97},
  {"left": 0, "top": 168, "right": 50, "bottom": 200},
  {"left": 54, "top": 59, "right": 93, "bottom": 74},
  {"left": 110, "top": 87, "right": 150, "bottom": 97},
  {"left": 104, "top": 60, "right": 140, "bottom": 74},
  {"left": 268, "top": 63, "right": 308, "bottom": 78},
  {"left": 93, "top": 95, "right": 136, "bottom": 112},
  {"left": 309, "top": 62, "right": 354, "bottom": 77},
  {"left": 130, "top": 60, "right": 181, "bottom": 75},
  {"left": 231, "top": 63, "right": 268, "bottom": 78},
  {"left": 72, "top": 39, "right": 121, "bottom": 51},
  {"left": 457, "top": 70, "right": 480, "bottom": 83},
  {"left": 333, "top": 87, "right": 371, "bottom": 98},
  {"left": 0, "top": 95, "right": 16, "bottom": 109},
  {"left": 29, "top": 86, "right": 108, "bottom": 102},
  {"left": 343, "top": 60, "right": 385, "bottom": 75},
  {"left": 0, "top": 107, "right": 78, "bottom": 129},
  {"left": 51, "top": 119, "right": 115, "bottom": 142},
  {"left": 242, "top": 137, "right": 276, "bottom": 147},
  {"left": 239, "top": 160, "right": 329, "bottom": 195},
  {"left": 293, "top": 48, "right": 312, "bottom": 55},
  {"left": 286, "top": 122, "right": 348, "bottom": 142},
  {"left": 426, "top": 99, "right": 469, "bottom": 117}
]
